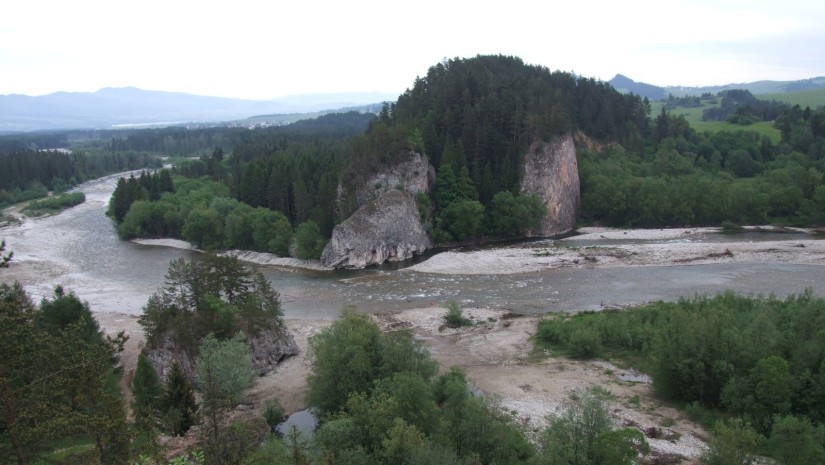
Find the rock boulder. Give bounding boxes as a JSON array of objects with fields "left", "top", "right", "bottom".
[{"left": 321, "top": 189, "right": 432, "bottom": 269}]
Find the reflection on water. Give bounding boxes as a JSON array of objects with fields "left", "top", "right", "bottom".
[
  {"left": 4, "top": 171, "right": 825, "bottom": 319},
  {"left": 276, "top": 409, "right": 317, "bottom": 437}
]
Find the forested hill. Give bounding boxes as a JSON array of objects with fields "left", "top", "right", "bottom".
[{"left": 347, "top": 55, "right": 649, "bottom": 203}]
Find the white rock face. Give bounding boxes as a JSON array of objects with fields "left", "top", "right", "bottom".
[
  {"left": 357, "top": 152, "right": 434, "bottom": 205},
  {"left": 520, "top": 134, "right": 580, "bottom": 236},
  {"left": 321, "top": 189, "right": 432, "bottom": 269}
]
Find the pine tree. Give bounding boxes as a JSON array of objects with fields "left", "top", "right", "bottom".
[
  {"left": 162, "top": 361, "right": 198, "bottom": 436},
  {"left": 132, "top": 353, "right": 163, "bottom": 422}
]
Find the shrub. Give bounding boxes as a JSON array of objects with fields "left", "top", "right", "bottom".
[
  {"left": 568, "top": 327, "right": 603, "bottom": 359},
  {"left": 444, "top": 300, "right": 471, "bottom": 328}
]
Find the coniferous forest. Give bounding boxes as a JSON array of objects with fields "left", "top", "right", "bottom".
[{"left": 92, "top": 55, "right": 825, "bottom": 260}]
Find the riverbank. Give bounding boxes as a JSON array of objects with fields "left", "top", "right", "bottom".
[
  {"left": 130, "top": 238, "right": 331, "bottom": 271},
  {"left": 126, "top": 226, "right": 825, "bottom": 276},
  {"left": 222, "top": 306, "right": 707, "bottom": 463},
  {"left": 407, "top": 226, "right": 825, "bottom": 275},
  {"left": 98, "top": 306, "right": 706, "bottom": 463}
]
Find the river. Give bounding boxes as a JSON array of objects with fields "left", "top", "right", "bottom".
[{"left": 3, "top": 171, "right": 825, "bottom": 320}]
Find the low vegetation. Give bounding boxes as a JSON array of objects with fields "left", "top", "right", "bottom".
[
  {"left": 536, "top": 290, "right": 825, "bottom": 462},
  {"left": 22, "top": 191, "right": 85, "bottom": 215},
  {"left": 443, "top": 299, "right": 472, "bottom": 327}
]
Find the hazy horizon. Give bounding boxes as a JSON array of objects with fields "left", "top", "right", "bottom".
[{"left": 2, "top": 0, "right": 824, "bottom": 100}]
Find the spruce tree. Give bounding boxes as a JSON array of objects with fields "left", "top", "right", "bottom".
[
  {"left": 162, "top": 361, "right": 198, "bottom": 436},
  {"left": 132, "top": 353, "right": 163, "bottom": 422}
]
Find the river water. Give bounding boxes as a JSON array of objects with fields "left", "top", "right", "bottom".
[{"left": 3, "top": 171, "right": 825, "bottom": 319}]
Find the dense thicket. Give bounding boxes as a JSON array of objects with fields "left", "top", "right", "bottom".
[
  {"left": 579, "top": 107, "right": 825, "bottom": 227},
  {"left": 536, "top": 291, "right": 825, "bottom": 461},
  {"left": 0, "top": 149, "right": 161, "bottom": 208},
  {"left": 138, "top": 255, "right": 283, "bottom": 353},
  {"left": 702, "top": 89, "right": 789, "bottom": 124},
  {"left": 223, "top": 112, "right": 373, "bottom": 232},
  {"left": 293, "top": 310, "right": 645, "bottom": 465},
  {"left": 0, "top": 283, "right": 128, "bottom": 465},
  {"left": 22, "top": 191, "right": 85, "bottom": 215}
]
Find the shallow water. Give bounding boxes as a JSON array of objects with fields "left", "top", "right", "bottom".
[{"left": 3, "top": 171, "right": 825, "bottom": 319}]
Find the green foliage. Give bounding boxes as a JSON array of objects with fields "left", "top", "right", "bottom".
[
  {"left": 567, "top": 326, "right": 603, "bottom": 359},
  {"left": 138, "top": 255, "right": 283, "bottom": 354},
  {"left": 305, "top": 309, "right": 536, "bottom": 464},
  {"left": 537, "top": 291, "right": 825, "bottom": 462},
  {"left": 22, "top": 191, "right": 85, "bottom": 215},
  {"left": 307, "top": 310, "right": 437, "bottom": 417},
  {"left": 0, "top": 239, "right": 11, "bottom": 268},
  {"left": 132, "top": 353, "right": 164, "bottom": 422},
  {"left": 0, "top": 147, "right": 161, "bottom": 209},
  {"left": 0, "top": 282, "right": 129, "bottom": 465},
  {"left": 197, "top": 332, "right": 254, "bottom": 406},
  {"left": 700, "top": 419, "right": 762, "bottom": 465},
  {"left": 536, "top": 388, "right": 647, "bottom": 465},
  {"left": 162, "top": 361, "right": 198, "bottom": 436},
  {"left": 581, "top": 104, "right": 825, "bottom": 228},
  {"left": 250, "top": 207, "right": 293, "bottom": 256},
  {"left": 488, "top": 191, "right": 546, "bottom": 237},
  {"left": 766, "top": 415, "right": 825, "bottom": 465},
  {"left": 294, "top": 220, "right": 326, "bottom": 260},
  {"left": 262, "top": 399, "right": 285, "bottom": 432},
  {"left": 444, "top": 300, "right": 471, "bottom": 328},
  {"left": 436, "top": 200, "right": 485, "bottom": 242},
  {"left": 134, "top": 450, "right": 206, "bottom": 465}
]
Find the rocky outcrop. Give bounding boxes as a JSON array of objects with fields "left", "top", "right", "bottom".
[
  {"left": 357, "top": 152, "right": 434, "bottom": 205},
  {"left": 145, "top": 323, "right": 299, "bottom": 385},
  {"left": 321, "top": 189, "right": 432, "bottom": 269},
  {"left": 519, "top": 134, "right": 579, "bottom": 236}
]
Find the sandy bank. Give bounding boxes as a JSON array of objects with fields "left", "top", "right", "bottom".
[
  {"left": 408, "top": 227, "right": 825, "bottom": 275},
  {"left": 130, "top": 239, "right": 330, "bottom": 271}
]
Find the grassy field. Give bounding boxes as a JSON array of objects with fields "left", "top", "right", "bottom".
[
  {"left": 762, "top": 88, "right": 825, "bottom": 108},
  {"left": 652, "top": 100, "right": 782, "bottom": 143}
]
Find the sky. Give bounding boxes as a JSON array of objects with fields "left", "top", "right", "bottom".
[{"left": 2, "top": 0, "right": 824, "bottom": 100}]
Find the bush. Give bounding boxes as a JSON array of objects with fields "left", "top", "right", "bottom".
[
  {"left": 720, "top": 221, "right": 744, "bottom": 234},
  {"left": 568, "top": 327, "right": 603, "bottom": 359},
  {"left": 263, "top": 399, "right": 285, "bottom": 431},
  {"left": 444, "top": 300, "right": 471, "bottom": 328}
]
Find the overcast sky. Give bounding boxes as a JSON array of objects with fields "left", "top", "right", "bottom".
[{"left": 2, "top": 0, "right": 823, "bottom": 100}]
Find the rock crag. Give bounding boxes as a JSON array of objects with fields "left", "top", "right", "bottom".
[
  {"left": 357, "top": 151, "right": 434, "bottom": 205},
  {"left": 520, "top": 134, "right": 580, "bottom": 236},
  {"left": 145, "top": 323, "right": 299, "bottom": 385},
  {"left": 321, "top": 189, "right": 432, "bottom": 269}
]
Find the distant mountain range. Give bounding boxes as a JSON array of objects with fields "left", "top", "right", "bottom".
[
  {"left": 608, "top": 74, "right": 825, "bottom": 101},
  {"left": 0, "top": 88, "right": 399, "bottom": 132},
  {"left": 5, "top": 75, "right": 823, "bottom": 133}
]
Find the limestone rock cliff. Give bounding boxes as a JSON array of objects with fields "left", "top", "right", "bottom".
[
  {"left": 145, "top": 323, "right": 299, "bottom": 385},
  {"left": 321, "top": 189, "right": 432, "bottom": 269},
  {"left": 357, "top": 151, "right": 435, "bottom": 205},
  {"left": 519, "top": 134, "right": 579, "bottom": 236}
]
